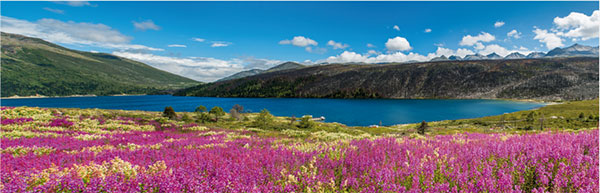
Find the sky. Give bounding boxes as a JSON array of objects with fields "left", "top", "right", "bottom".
[{"left": 1, "top": 1, "right": 598, "bottom": 82}]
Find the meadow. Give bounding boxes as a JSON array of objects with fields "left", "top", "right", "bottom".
[{"left": 1, "top": 101, "right": 598, "bottom": 192}]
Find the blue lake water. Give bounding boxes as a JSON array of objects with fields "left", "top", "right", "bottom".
[{"left": 1, "top": 95, "right": 546, "bottom": 126}]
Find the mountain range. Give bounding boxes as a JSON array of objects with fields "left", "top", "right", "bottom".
[
  {"left": 175, "top": 57, "right": 599, "bottom": 101},
  {"left": 1, "top": 32, "right": 199, "bottom": 97},
  {"left": 433, "top": 44, "right": 598, "bottom": 62},
  {"left": 217, "top": 62, "right": 305, "bottom": 82}
]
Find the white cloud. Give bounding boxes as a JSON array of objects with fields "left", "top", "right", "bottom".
[
  {"left": 430, "top": 47, "right": 475, "bottom": 58},
  {"left": 133, "top": 20, "right": 160, "bottom": 31},
  {"left": 393, "top": 25, "right": 400, "bottom": 31},
  {"left": 305, "top": 47, "right": 327, "bottom": 54},
  {"left": 321, "top": 51, "right": 430, "bottom": 64},
  {"left": 167, "top": 44, "right": 186, "bottom": 48},
  {"left": 474, "top": 42, "right": 485, "bottom": 50},
  {"left": 477, "top": 44, "right": 531, "bottom": 57},
  {"left": 507, "top": 29, "right": 521, "bottom": 39},
  {"left": 553, "top": 10, "right": 599, "bottom": 40},
  {"left": 211, "top": 42, "right": 231, "bottom": 47},
  {"left": 494, "top": 21, "right": 505, "bottom": 28},
  {"left": 367, "top": 50, "right": 379, "bottom": 55},
  {"left": 327, "top": 40, "right": 349, "bottom": 49},
  {"left": 43, "top": 7, "right": 64, "bottom": 14},
  {"left": 424, "top": 28, "right": 432, "bottom": 33},
  {"left": 366, "top": 43, "right": 375, "bottom": 48},
  {"left": 0, "top": 16, "right": 162, "bottom": 51},
  {"left": 279, "top": 36, "right": 318, "bottom": 47},
  {"left": 385, "top": 36, "right": 412, "bottom": 51},
  {"left": 55, "top": 1, "right": 94, "bottom": 7},
  {"left": 459, "top": 32, "right": 495, "bottom": 46},
  {"left": 113, "top": 52, "right": 281, "bottom": 82},
  {"left": 192, "top": 38, "right": 205, "bottom": 42},
  {"left": 533, "top": 28, "right": 564, "bottom": 49}
]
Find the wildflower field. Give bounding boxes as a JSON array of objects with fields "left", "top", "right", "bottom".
[{"left": 1, "top": 106, "right": 598, "bottom": 192}]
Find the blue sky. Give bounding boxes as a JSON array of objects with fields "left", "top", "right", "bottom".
[{"left": 1, "top": 1, "right": 598, "bottom": 81}]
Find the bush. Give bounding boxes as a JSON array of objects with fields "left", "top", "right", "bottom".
[
  {"left": 297, "top": 116, "right": 314, "bottom": 129},
  {"left": 209, "top": 106, "right": 225, "bottom": 121},
  {"left": 196, "top": 112, "right": 211, "bottom": 123},
  {"left": 181, "top": 113, "right": 192, "bottom": 122},
  {"left": 162, "top": 106, "right": 177, "bottom": 120},
  {"left": 253, "top": 109, "right": 274, "bottom": 130},
  {"left": 417, "top": 120, "right": 428, "bottom": 135},
  {"left": 195, "top": 105, "right": 207, "bottom": 113}
]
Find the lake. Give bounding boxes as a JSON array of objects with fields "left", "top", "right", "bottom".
[{"left": 1, "top": 95, "right": 546, "bottom": 126}]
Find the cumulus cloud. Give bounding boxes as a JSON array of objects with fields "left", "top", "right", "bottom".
[
  {"left": 494, "top": 21, "right": 505, "bottom": 28},
  {"left": 533, "top": 28, "right": 564, "bottom": 49},
  {"left": 43, "top": 7, "right": 64, "bottom": 14},
  {"left": 393, "top": 25, "right": 400, "bottom": 31},
  {"left": 430, "top": 47, "right": 475, "bottom": 58},
  {"left": 327, "top": 40, "right": 349, "bottom": 49},
  {"left": 211, "top": 41, "right": 231, "bottom": 47},
  {"left": 367, "top": 43, "right": 375, "bottom": 48},
  {"left": 424, "top": 28, "right": 432, "bottom": 33},
  {"left": 167, "top": 44, "right": 186, "bottom": 48},
  {"left": 0, "top": 16, "right": 162, "bottom": 51},
  {"left": 385, "top": 36, "right": 412, "bottom": 51},
  {"left": 507, "top": 29, "right": 521, "bottom": 39},
  {"left": 113, "top": 52, "right": 281, "bottom": 82},
  {"left": 133, "top": 20, "right": 160, "bottom": 31},
  {"left": 553, "top": 10, "right": 599, "bottom": 40},
  {"left": 192, "top": 38, "right": 205, "bottom": 42},
  {"left": 459, "top": 32, "right": 495, "bottom": 46},
  {"left": 279, "top": 36, "right": 318, "bottom": 47},
  {"left": 477, "top": 44, "right": 531, "bottom": 57}
]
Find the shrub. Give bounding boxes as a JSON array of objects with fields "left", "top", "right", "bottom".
[
  {"left": 195, "top": 106, "right": 207, "bottom": 113},
  {"left": 253, "top": 109, "right": 274, "bottom": 130},
  {"left": 209, "top": 106, "right": 225, "bottom": 121},
  {"left": 417, "top": 120, "right": 428, "bottom": 135},
  {"left": 162, "top": 106, "right": 177, "bottom": 120},
  {"left": 196, "top": 112, "right": 211, "bottom": 123},
  {"left": 297, "top": 116, "right": 314, "bottom": 129}
]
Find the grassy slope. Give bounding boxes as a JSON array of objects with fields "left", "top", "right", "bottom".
[
  {"left": 23, "top": 99, "right": 598, "bottom": 140},
  {"left": 1, "top": 32, "right": 199, "bottom": 97},
  {"left": 394, "top": 99, "right": 599, "bottom": 135}
]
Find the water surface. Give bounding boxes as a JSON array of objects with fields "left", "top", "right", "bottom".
[{"left": 1, "top": 95, "right": 546, "bottom": 126}]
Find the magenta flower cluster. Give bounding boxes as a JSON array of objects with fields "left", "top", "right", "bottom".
[{"left": 1, "top": 108, "right": 598, "bottom": 192}]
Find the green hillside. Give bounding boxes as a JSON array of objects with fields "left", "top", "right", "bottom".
[{"left": 1, "top": 32, "right": 199, "bottom": 97}]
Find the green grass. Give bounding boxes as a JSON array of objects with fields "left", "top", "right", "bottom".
[{"left": 1, "top": 32, "right": 199, "bottom": 97}]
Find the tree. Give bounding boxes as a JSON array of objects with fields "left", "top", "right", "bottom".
[
  {"left": 253, "top": 109, "right": 274, "bottom": 129},
  {"left": 298, "top": 116, "right": 314, "bottom": 129},
  {"left": 232, "top": 104, "right": 244, "bottom": 113},
  {"left": 230, "top": 108, "right": 242, "bottom": 121},
  {"left": 579, "top": 112, "right": 585, "bottom": 120},
  {"left": 417, "top": 120, "right": 428, "bottom": 135},
  {"left": 195, "top": 105, "right": 207, "bottom": 113},
  {"left": 162, "top": 106, "right": 177, "bottom": 120},
  {"left": 196, "top": 112, "right": 211, "bottom": 123},
  {"left": 209, "top": 106, "right": 225, "bottom": 121}
]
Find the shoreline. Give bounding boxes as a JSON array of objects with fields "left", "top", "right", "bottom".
[{"left": 1, "top": 94, "right": 148, "bottom": 99}]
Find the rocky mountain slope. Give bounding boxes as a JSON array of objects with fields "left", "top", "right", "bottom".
[{"left": 175, "top": 57, "right": 598, "bottom": 101}]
